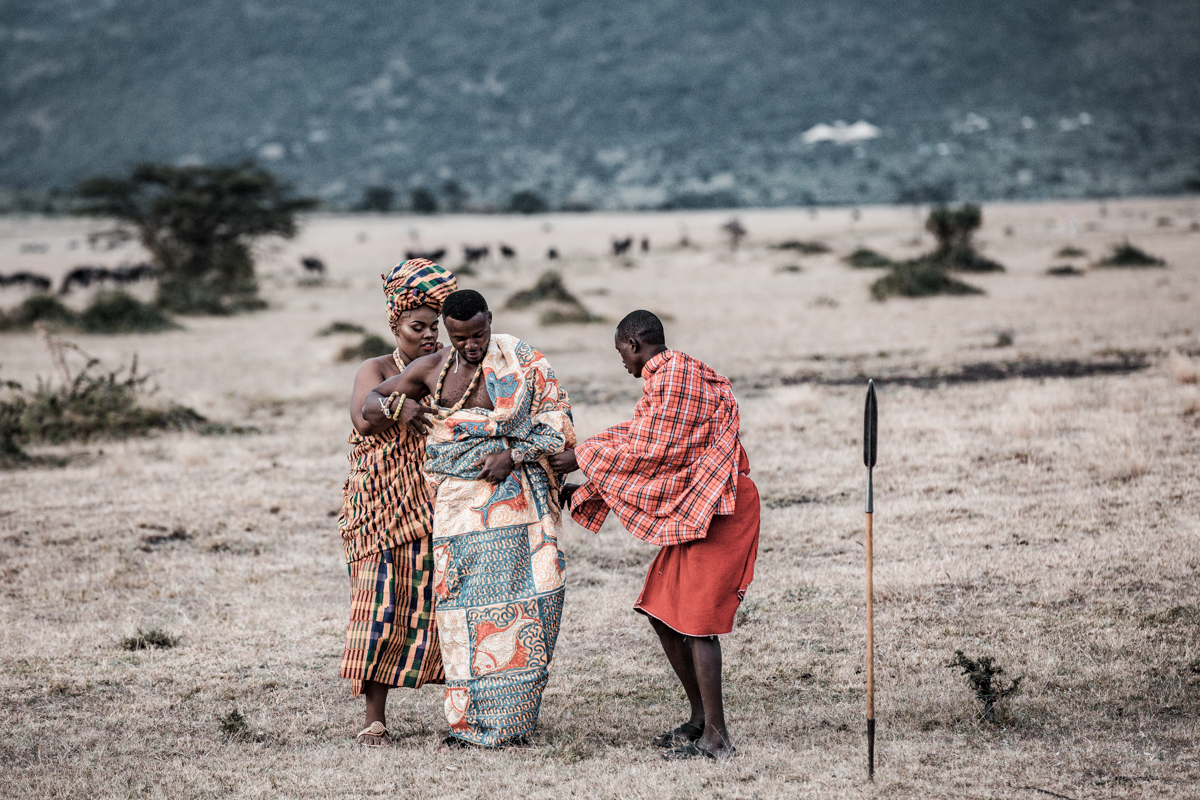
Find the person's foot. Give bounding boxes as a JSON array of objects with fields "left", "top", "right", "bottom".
[
  {"left": 356, "top": 721, "right": 389, "bottom": 748},
  {"left": 652, "top": 721, "right": 705, "bottom": 748},
  {"left": 661, "top": 741, "right": 737, "bottom": 760}
]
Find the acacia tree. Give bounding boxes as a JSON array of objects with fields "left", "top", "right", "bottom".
[{"left": 76, "top": 163, "right": 316, "bottom": 313}]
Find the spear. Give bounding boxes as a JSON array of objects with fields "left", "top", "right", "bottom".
[{"left": 864, "top": 379, "right": 878, "bottom": 781}]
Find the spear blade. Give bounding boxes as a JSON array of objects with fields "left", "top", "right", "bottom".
[{"left": 864, "top": 379, "right": 877, "bottom": 470}]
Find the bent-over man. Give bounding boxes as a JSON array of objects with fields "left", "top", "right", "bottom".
[
  {"left": 551, "top": 309, "right": 760, "bottom": 760},
  {"left": 365, "top": 289, "right": 574, "bottom": 748}
]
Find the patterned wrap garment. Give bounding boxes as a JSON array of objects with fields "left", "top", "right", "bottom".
[
  {"left": 423, "top": 334, "right": 575, "bottom": 747},
  {"left": 338, "top": 352, "right": 444, "bottom": 693}
]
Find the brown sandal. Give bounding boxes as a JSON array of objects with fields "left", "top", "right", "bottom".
[
  {"left": 357, "top": 721, "right": 389, "bottom": 748},
  {"left": 653, "top": 721, "right": 704, "bottom": 748}
]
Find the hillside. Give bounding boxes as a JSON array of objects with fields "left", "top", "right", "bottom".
[{"left": 2, "top": 0, "right": 1199, "bottom": 209}]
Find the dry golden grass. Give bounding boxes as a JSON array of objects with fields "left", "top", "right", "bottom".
[{"left": 1, "top": 199, "right": 1199, "bottom": 798}]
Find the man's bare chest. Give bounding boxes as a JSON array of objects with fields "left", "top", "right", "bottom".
[{"left": 436, "top": 360, "right": 494, "bottom": 411}]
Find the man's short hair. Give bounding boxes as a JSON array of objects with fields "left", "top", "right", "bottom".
[
  {"left": 443, "top": 289, "right": 489, "bottom": 322},
  {"left": 615, "top": 309, "right": 665, "bottom": 346}
]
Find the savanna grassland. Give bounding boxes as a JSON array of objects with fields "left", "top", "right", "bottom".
[{"left": 1, "top": 200, "right": 1198, "bottom": 799}]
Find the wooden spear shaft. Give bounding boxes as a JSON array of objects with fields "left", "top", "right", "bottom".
[{"left": 864, "top": 380, "right": 878, "bottom": 782}]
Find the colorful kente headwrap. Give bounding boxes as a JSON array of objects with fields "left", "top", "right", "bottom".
[{"left": 383, "top": 259, "right": 458, "bottom": 327}]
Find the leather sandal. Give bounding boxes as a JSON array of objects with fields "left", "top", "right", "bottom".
[
  {"left": 652, "top": 721, "right": 704, "bottom": 748},
  {"left": 356, "top": 721, "right": 389, "bottom": 748}
]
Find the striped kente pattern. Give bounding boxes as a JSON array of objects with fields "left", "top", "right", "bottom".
[{"left": 340, "top": 540, "right": 444, "bottom": 694}]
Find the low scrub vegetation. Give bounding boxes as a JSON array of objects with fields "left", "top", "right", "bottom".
[
  {"left": 772, "top": 239, "right": 829, "bottom": 254},
  {"left": 947, "top": 650, "right": 1022, "bottom": 723},
  {"left": 337, "top": 334, "right": 393, "bottom": 362},
  {"left": 507, "top": 272, "right": 604, "bottom": 326},
  {"left": 844, "top": 248, "right": 894, "bottom": 268},
  {"left": 1, "top": 335, "right": 237, "bottom": 464},
  {"left": 1096, "top": 241, "right": 1166, "bottom": 268},
  {"left": 870, "top": 262, "right": 983, "bottom": 301},
  {"left": 121, "top": 628, "right": 179, "bottom": 651},
  {"left": 0, "top": 292, "right": 176, "bottom": 334},
  {"left": 1046, "top": 265, "right": 1086, "bottom": 277}
]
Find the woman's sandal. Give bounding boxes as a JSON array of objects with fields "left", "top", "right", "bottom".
[
  {"left": 357, "top": 721, "right": 389, "bottom": 748},
  {"left": 652, "top": 721, "right": 704, "bottom": 748}
]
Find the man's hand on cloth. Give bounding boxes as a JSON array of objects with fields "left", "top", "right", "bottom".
[
  {"left": 473, "top": 450, "right": 516, "bottom": 484},
  {"left": 547, "top": 448, "right": 578, "bottom": 474}
]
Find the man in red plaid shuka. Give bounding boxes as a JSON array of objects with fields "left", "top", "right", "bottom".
[{"left": 550, "top": 310, "right": 760, "bottom": 760}]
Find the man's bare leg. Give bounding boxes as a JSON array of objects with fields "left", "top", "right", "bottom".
[
  {"left": 689, "top": 636, "right": 734, "bottom": 757},
  {"left": 649, "top": 617, "right": 705, "bottom": 730},
  {"left": 361, "top": 680, "right": 389, "bottom": 745}
]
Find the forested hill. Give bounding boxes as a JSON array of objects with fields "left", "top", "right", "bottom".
[{"left": 2, "top": 0, "right": 1199, "bottom": 209}]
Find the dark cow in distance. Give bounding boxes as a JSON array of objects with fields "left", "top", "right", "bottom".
[
  {"left": 301, "top": 257, "right": 325, "bottom": 275},
  {"left": 612, "top": 237, "right": 633, "bottom": 256},
  {"left": 463, "top": 245, "right": 490, "bottom": 264},
  {"left": 0, "top": 272, "right": 53, "bottom": 292},
  {"left": 499, "top": 244, "right": 517, "bottom": 259}
]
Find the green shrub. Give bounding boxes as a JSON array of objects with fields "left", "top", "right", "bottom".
[
  {"left": 506, "top": 272, "right": 581, "bottom": 310},
  {"left": 923, "top": 204, "right": 1005, "bottom": 272},
  {"left": 540, "top": 306, "right": 605, "bottom": 325},
  {"left": 947, "top": 650, "right": 1022, "bottom": 723},
  {"left": 219, "top": 709, "right": 252, "bottom": 741},
  {"left": 1096, "top": 241, "right": 1165, "bottom": 268},
  {"left": 1046, "top": 265, "right": 1085, "bottom": 277},
  {"left": 77, "top": 291, "right": 177, "bottom": 334},
  {"left": 844, "top": 248, "right": 894, "bottom": 268},
  {"left": 1055, "top": 246, "right": 1087, "bottom": 258},
  {"left": 772, "top": 240, "right": 830, "bottom": 254},
  {"left": 318, "top": 321, "right": 367, "bottom": 336},
  {"left": 0, "top": 295, "right": 77, "bottom": 331},
  {"left": 338, "top": 334, "right": 393, "bottom": 362},
  {"left": 870, "top": 262, "right": 983, "bottom": 301},
  {"left": 121, "top": 628, "right": 179, "bottom": 651},
  {"left": 1, "top": 338, "right": 233, "bottom": 463}
]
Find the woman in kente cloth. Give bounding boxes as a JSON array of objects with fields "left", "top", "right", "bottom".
[{"left": 338, "top": 258, "right": 457, "bottom": 747}]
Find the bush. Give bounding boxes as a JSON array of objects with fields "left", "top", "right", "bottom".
[
  {"left": 1055, "top": 246, "right": 1087, "bottom": 258},
  {"left": 772, "top": 240, "right": 830, "bottom": 254},
  {"left": 219, "top": 709, "right": 252, "bottom": 741},
  {"left": 844, "top": 248, "right": 894, "bottom": 268},
  {"left": 121, "top": 628, "right": 179, "bottom": 651},
  {"left": 318, "top": 321, "right": 367, "bottom": 336},
  {"left": 509, "top": 190, "right": 549, "bottom": 215},
  {"left": 76, "top": 162, "right": 316, "bottom": 314},
  {"left": 1046, "top": 265, "right": 1085, "bottom": 277},
  {"left": 870, "top": 262, "right": 983, "bottom": 301},
  {"left": 1, "top": 292, "right": 177, "bottom": 334},
  {"left": 540, "top": 306, "right": 605, "bottom": 325},
  {"left": 506, "top": 272, "right": 581, "bottom": 310},
  {"left": 923, "top": 204, "right": 1005, "bottom": 272},
  {"left": 947, "top": 650, "right": 1022, "bottom": 723},
  {"left": 1, "top": 337, "right": 229, "bottom": 463},
  {"left": 338, "top": 334, "right": 393, "bottom": 362},
  {"left": 0, "top": 295, "right": 77, "bottom": 331},
  {"left": 1096, "top": 241, "right": 1165, "bottom": 268},
  {"left": 77, "top": 291, "right": 177, "bottom": 334}
]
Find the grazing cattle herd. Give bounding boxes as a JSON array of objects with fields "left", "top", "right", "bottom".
[{"left": 3, "top": 233, "right": 654, "bottom": 297}]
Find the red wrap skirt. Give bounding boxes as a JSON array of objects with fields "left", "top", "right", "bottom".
[{"left": 634, "top": 474, "right": 760, "bottom": 637}]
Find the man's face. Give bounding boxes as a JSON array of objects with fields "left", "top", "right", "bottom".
[
  {"left": 615, "top": 333, "right": 640, "bottom": 378},
  {"left": 445, "top": 312, "right": 492, "bottom": 364}
]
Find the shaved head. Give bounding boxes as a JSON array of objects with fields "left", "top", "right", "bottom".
[{"left": 615, "top": 309, "right": 665, "bottom": 346}]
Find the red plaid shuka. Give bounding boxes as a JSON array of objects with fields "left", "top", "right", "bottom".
[{"left": 570, "top": 349, "right": 742, "bottom": 547}]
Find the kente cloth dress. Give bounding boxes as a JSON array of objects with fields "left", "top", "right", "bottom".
[
  {"left": 338, "top": 353, "right": 444, "bottom": 695},
  {"left": 423, "top": 334, "right": 574, "bottom": 746}
]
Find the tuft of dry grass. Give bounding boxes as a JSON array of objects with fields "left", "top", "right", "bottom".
[{"left": 1169, "top": 350, "right": 1199, "bottom": 384}]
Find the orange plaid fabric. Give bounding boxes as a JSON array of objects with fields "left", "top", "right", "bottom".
[
  {"left": 570, "top": 349, "right": 742, "bottom": 547},
  {"left": 340, "top": 540, "right": 444, "bottom": 695}
]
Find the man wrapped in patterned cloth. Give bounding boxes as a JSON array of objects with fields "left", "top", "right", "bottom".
[
  {"left": 551, "top": 309, "right": 760, "bottom": 760},
  {"left": 338, "top": 258, "right": 457, "bottom": 747},
  {"left": 364, "top": 289, "right": 574, "bottom": 748}
]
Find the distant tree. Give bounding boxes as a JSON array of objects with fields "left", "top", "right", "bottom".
[
  {"left": 76, "top": 162, "right": 316, "bottom": 314},
  {"left": 925, "top": 204, "right": 982, "bottom": 261},
  {"left": 442, "top": 179, "right": 468, "bottom": 212},
  {"left": 509, "top": 190, "right": 549, "bottom": 215},
  {"left": 411, "top": 186, "right": 438, "bottom": 214},
  {"left": 356, "top": 186, "right": 395, "bottom": 212}
]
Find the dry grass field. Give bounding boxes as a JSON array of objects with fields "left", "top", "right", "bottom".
[{"left": 1, "top": 199, "right": 1198, "bottom": 799}]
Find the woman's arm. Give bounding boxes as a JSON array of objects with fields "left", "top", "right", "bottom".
[{"left": 360, "top": 357, "right": 438, "bottom": 437}]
